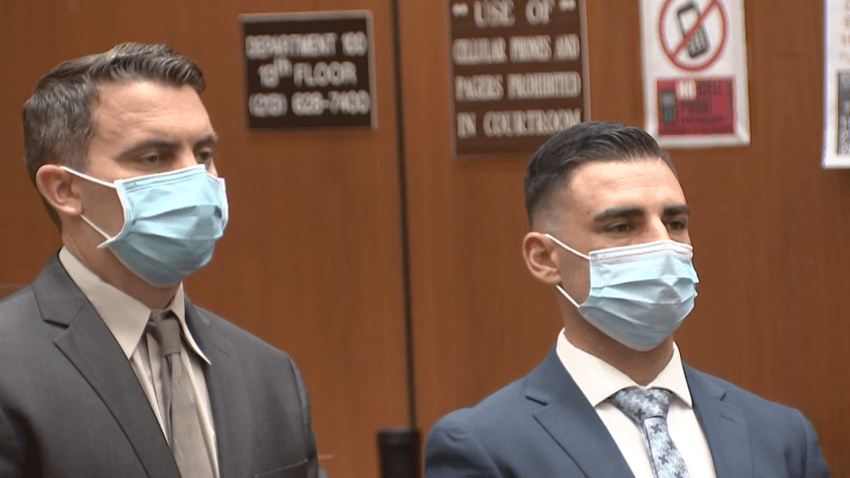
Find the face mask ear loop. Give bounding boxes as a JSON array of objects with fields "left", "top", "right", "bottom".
[
  {"left": 60, "top": 166, "right": 117, "bottom": 246},
  {"left": 61, "top": 166, "right": 125, "bottom": 247},
  {"left": 78, "top": 215, "right": 115, "bottom": 248},
  {"left": 555, "top": 284, "right": 581, "bottom": 308},
  {"left": 545, "top": 233, "right": 590, "bottom": 260},
  {"left": 60, "top": 166, "right": 117, "bottom": 189},
  {"left": 544, "top": 233, "right": 589, "bottom": 309}
]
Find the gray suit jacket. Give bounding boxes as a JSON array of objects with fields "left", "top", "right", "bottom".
[
  {"left": 425, "top": 346, "right": 830, "bottom": 477},
  {"left": 0, "top": 254, "right": 324, "bottom": 478}
]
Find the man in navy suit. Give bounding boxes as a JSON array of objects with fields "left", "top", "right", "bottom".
[
  {"left": 424, "top": 122, "right": 829, "bottom": 477},
  {"left": 0, "top": 42, "right": 324, "bottom": 478}
]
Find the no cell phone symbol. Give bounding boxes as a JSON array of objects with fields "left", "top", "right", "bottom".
[
  {"left": 659, "top": 0, "right": 728, "bottom": 72},
  {"left": 677, "top": 0, "right": 709, "bottom": 58}
]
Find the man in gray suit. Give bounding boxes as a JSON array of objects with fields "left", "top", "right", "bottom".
[
  {"left": 424, "top": 122, "right": 829, "bottom": 477},
  {"left": 0, "top": 42, "right": 324, "bottom": 478}
]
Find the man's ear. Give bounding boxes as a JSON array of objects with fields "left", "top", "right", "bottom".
[
  {"left": 35, "top": 164, "right": 82, "bottom": 217},
  {"left": 522, "top": 232, "right": 562, "bottom": 285}
]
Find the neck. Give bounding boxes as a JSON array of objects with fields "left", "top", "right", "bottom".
[{"left": 561, "top": 310, "right": 674, "bottom": 385}]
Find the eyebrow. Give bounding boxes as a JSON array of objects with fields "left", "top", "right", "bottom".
[
  {"left": 663, "top": 204, "right": 690, "bottom": 216},
  {"left": 592, "top": 206, "right": 643, "bottom": 223},
  {"left": 592, "top": 203, "right": 690, "bottom": 223},
  {"left": 195, "top": 133, "right": 219, "bottom": 148}
]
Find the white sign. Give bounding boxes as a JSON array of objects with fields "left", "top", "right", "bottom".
[
  {"left": 640, "top": 0, "right": 750, "bottom": 147},
  {"left": 824, "top": 0, "right": 850, "bottom": 167}
]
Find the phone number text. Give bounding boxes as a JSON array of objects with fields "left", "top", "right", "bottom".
[{"left": 249, "top": 90, "right": 371, "bottom": 117}]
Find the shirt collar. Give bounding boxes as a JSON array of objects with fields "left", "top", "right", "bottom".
[
  {"left": 58, "top": 247, "right": 210, "bottom": 364},
  {"left": 555, "top": 329, "right": 692, "bottom": 407}
]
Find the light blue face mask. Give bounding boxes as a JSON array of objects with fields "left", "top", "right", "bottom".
[
  {"left": 63, "top": 165, "right": 229, "bottom": 287},
  {"left": 547, "top": 235, "right": 699, "bottom": 351}
]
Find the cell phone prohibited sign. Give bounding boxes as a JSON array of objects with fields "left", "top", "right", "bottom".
[{"left": 640, "top": 0, "right": 749, "bottom": 147}]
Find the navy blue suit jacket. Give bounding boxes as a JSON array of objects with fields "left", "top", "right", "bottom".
[
  {"left": 0, "top": 254, "right": 324, "bottom": 478},
  {"left": 425, "top": 346, "right": 829, "bottom": 477}
]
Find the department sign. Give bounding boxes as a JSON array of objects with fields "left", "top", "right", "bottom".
[
  {"left": 241, "top": 11, "right": 375, "bottom": 129},
  {"left": 448, "top": 0, "right": 589, "bottom": 157}
]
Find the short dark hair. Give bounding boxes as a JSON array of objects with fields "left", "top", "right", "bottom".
[
  {"left": 523, "top": 121, "right": 675, "bottom": 226},
  {"left": 21, "top": 42, "right": 205, "bottom": 226}
]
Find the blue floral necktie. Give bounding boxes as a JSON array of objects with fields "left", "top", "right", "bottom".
[{"left": 609, "top": 388, "right": 691, "bottom": 478}]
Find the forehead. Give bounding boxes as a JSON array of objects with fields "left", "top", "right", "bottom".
[
  {"left": 562, "top": 158, "right": 685, "bottom": 214},
  {"left": 91, "top": 81, "right": 211, "bottom": 136}
]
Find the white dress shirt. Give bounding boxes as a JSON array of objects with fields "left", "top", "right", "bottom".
[
  {"left": 555, "top": 330, "right": 717, "bottom": 478},
  {"left": 59, "top": 248, "right": 220, "bottom": 478}
]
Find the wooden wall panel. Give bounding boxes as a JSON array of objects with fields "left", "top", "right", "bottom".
[
  {"left": 398, "top": 0, "right": 562, "bottom": 432},
  {"left": 401, "top": 0, "right": 849, "bottom": 473},
  {"left": 0, "top": 1, "right": 408, "bottom": 477},
  {"left": 4, "top": 0, "right": 849, "bottom": 474}
]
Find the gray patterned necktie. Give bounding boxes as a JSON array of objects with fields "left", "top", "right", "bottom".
[
  {"left": 148, "top": 309, "right": 214, "bottom": 478},
  {"left": 608, "top": 388, "right": 691, "bottom": 478}
]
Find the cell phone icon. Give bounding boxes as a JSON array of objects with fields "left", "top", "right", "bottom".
[
  {"left": 659, "top": 89, "right": 676, "bottom": 123},
  {"left": 677, "top": 0, "right": 710, "bottom": 58}
]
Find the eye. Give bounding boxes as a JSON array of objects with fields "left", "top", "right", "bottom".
[
  {"left": 196, "top": 147, "right": 216, "bottom": 164},
  {"left": 666, "top": 218, "right": 688, "bottom": 231},
  {"left": 138, "top": 151, "right": 164, "bottom": 164},
  {"left": 606, "top": 222, "right": 634, "bottom": 233}
]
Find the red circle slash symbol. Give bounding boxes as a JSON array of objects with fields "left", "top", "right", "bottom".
[{"left": 658, "top": 0, "right": 728, "bottom": 72}]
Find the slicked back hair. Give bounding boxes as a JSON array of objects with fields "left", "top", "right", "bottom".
[
  {"left": 21, "top": 42, "right": 205, "bottom": 227},
  {"left": 523, "top": 121, "right": 675, "bottom": 227}
]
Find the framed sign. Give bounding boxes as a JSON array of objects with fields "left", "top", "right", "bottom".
[
  {"left": 241, "top": 11, "right": 376, "bottom": 129},
  {"left": 640, "top": 0, "right": 750, "bottom": 147},
  {"left": 447, "top": 0, "right": 590, "bottom": 157},
  {"left": 824, "top": 0, "right": 850, "bottom": 167}
]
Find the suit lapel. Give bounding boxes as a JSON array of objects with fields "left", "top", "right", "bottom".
[
  {"left": 685, "top": 366, "right": 753, "bottom": 478},
  {"left": 524, "top": 347, "right": 754, "bottom": 478},
  {"left": 528, "top": 347, "right": 635, "bottom": 478},
  {"left": 34, "top": 255, "right": 180, "bottom": 478},
  {"left": 186, "top": 300, "right": 253, "bottom": 478}
]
